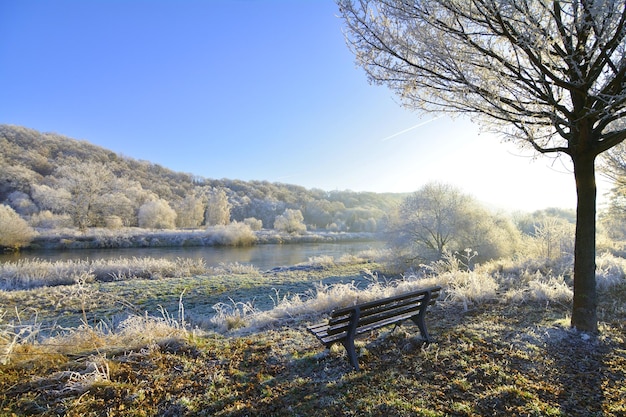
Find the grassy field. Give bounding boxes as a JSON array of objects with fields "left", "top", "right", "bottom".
[{"left": 1, "top": 253, "right": 625, "bottom": 416}]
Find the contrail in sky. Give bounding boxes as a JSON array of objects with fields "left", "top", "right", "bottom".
[{"left": 381, "top": 115, "right": 444, "bottom": 141}]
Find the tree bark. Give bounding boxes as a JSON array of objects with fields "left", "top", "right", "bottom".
[{"left": 571, "top": 153, "right": 598, "bottom": 333}]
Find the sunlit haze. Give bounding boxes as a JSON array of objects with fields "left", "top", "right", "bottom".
[{"left": 0, "top": 1, "right": 611, "bottom": 212}]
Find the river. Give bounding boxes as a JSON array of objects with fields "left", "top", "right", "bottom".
[{"left": 0, "top": 241, "right": 386, "bottom": 271}]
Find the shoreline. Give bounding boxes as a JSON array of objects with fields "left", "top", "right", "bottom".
[{"left": 25, "top": 228, "right": 382, "bottom": 251}]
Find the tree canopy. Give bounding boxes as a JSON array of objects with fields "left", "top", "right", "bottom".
[{"left": 338, "top": 0, "right": 626, "bottom": 332}]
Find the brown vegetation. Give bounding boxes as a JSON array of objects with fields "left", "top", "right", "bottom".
[{"left": 1, "top": 253, "right": 625, "bottom": 416}]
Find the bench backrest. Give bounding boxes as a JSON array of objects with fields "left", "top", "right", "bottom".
[{"left": 325, "top": 286, "right": 441, "bottom": 337}]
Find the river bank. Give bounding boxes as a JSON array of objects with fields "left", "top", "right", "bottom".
[{"left": 25, "top": 228, "right": 380, "bottom": 251}]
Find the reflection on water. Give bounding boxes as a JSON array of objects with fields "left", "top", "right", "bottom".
[{"left": 0, "top": 241, "right": 386, "bottom": 271}]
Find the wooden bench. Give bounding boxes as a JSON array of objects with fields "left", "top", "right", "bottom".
[{"left": 307, "top": 286, "right": 441, "bottom": 370}]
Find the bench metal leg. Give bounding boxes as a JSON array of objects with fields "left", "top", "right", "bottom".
[
  {"left": 411, "top": 314, "right": 431, "bottom": 343},
  {"left": 342, "top": 338, "right": 360, "bottom": 371},
  {"left": 411, "top": 291, "right": 433, "bottom": 343},
  {"left": 343, "top": 307, "right": 361, "bottom": 370}
]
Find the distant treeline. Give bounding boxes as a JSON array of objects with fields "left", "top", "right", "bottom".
[{"left": 0, "top": 124, "right": 405, "bottom": 233}]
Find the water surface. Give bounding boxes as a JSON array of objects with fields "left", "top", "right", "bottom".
[{"left": 1, "top": 241, "right": 385, "bottom": 271}]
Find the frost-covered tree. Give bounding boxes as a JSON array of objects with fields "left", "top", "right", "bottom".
[
  {"left": 205, "top": 188, "right": 231, "bottom": 226},
  {"left": 274, "top": 208, "right": 307, "bottom": 234},
  {"left": 6, "top": 191, "right": 38, "bottom": 216},
  {"left": 138, "top": 199, "right": 177, "bottom": 229},
  {"left": 391, "top": 183, "right": 519, "bottom": 264},
  {"left": 53, "top": 160, "right": 116, "bottom": 229},
  {"left": 175, "top": 193, "right": 206, "bottom": 228},
  {"left": 0, "top": 204, "right": 36, "bottom": 250},
  {"left": 338, "top": 0, "right": 626, "bottom": 332}
]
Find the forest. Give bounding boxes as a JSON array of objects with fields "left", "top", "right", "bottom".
[{"left": 0, "top": 124, "right": 402, "bottom": 238}]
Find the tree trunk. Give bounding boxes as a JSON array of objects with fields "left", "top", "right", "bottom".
[{"left": 571, "top": 153, "right": 598, "bottom": 333}]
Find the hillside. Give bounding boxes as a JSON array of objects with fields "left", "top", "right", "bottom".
[{"left": 0, "top": 124, "right": 405, "bottom": 232}]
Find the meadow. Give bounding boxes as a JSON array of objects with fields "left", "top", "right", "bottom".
[{"left": 1, "top": 250, "right": 625, "bottom": 416}]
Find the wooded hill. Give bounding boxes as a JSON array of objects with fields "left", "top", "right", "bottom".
[{"left": 0, "top": 124, "right": 405, "bottom": 231}]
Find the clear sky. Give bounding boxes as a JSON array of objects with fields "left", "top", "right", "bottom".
[{"left": 0, "top": 0, "right": 612, "bottom": 212}]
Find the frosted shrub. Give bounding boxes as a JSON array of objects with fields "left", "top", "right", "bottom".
[
  {"left": 519, "top": 217, "right": 575, "bottom": 260},
  {"left": 0, "top": 204, "right": 37, "bottom": 250},
  {"left": 446, "top": 270, "right": 498, "bottom": 310},
  {"left": 6, "top": 191, "right": 37, "bottom": 216},
  {"left": 595, "top": 252, "right": 626, "bottom": 291},
  {"left": 29, "top": 210, "right": 73, "bottom": 228},
  {"left": 138, "top": 199, "right": 177, "bottom": 229},
  {"left": 274, "top": 209, "right": 306, "bottom": 234},
  {"left": 528, "top": 277, "right": 572, "bottom": 304},
  {"left": 209, "top": 222, "right": 257, "bottom": 246},
  {"left": 243, "top": 217, "right": 263, "bottom": 231}
]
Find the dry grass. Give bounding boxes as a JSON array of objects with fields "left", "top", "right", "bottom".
[
  {"left": 1, "top": 252, "right": 625, "bottom": 416},
  {"left": 0, "top": 256, "right": 208, "bottom": 290}
]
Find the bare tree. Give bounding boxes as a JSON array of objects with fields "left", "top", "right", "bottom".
[
  {"left": 391, "top": 183, "right": 519, "bottom": 264},
  {"left": 338, "top": 0, "right": 626, "bottom": 332}
]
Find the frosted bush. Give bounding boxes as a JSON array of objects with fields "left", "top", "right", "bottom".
[
  {"left": 595, "top": 252, "right": 626, "bottom": 291},
  {"left": 104, "top": 215, "right": 123, "bottom": 229},
  {"left": 138, "top": 199, "right": 177, "bottom": 229},
  {"left": 243, "top": 217, "right": 263, "bottom": 231},
  {"left": 446, "top": 270, "right": 498, "bottom": 310},
  {"left": 274, "top": 209, "right": 306, "bottom": 234},
  {"left": 0, "top": 204, "right": 37, "bottom": 250},
  {"left": 208, "top": 222, "right": 257, "bottom": 246}
]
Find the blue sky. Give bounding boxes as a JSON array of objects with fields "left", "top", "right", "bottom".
[{"left": 0, "top": 1, "right": 609, "bottom": 211}]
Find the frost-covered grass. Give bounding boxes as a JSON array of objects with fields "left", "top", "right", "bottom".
[
  {"left": 0, "top": 257, "right": 208, "bottom": 290},
  {"left": 1, "top": 252, "right": 626, "bottom": 416},
  {"left": 210, "top": 252, "right": 626, "bottom": 332}
]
